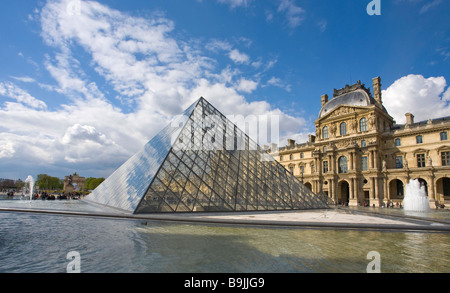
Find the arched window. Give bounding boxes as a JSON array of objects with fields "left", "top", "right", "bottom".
[
  {"left": 338, "top": 156, "right": 348, "bottom": 174},
  {"left": 360, "top": 118, "right": 367, "bottom": 132},
  {"left": 322, "top": 126, "right": 329, "bottom": 139},
  {"left": 340, "top": 122, "right": 347, "bottom": 136}
]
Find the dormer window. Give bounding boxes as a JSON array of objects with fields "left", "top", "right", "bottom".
[
  {"left": 322, "top": 126, "right": 329, "bottom": 139},
  {"left": 340, "top": 122, "right": 347, "bottom": 136},
  {"left": 360, "top": 118, "right": 368, "bottom": 132}
]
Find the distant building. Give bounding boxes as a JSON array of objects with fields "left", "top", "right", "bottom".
[
  {"left": 272, "top": 77, "right": 450, "bottom": 208},
  {"left": 63, "top": 172, "right": 85, "bottom": 192}
]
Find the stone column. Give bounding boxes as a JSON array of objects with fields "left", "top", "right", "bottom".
[
  {"left": 371, "top": 177, "right": 376, "bottom": 201},
  {"left": 328, "top": 155, "right": 333, "bottom": 173},
  {"left": 383, "top": 174, "right": 389, "bottom": 202},
  {"left": 332, "top": 155, "right": 337, "bottom": 174},
  {"left": 350, "top": 152, "right": 354, "bottom": 170},
  {"left": 374, "top": 150, "right": 379, "bottom": 170},
  {"left": 331, "top": 179, "right": 337, "bottom": 204},
  {"left": 374, "top": 177, "right": 380, "bottom": 206},
  {"left": 429, "top": 175, "right": 436, "bottom": 207},
  {"left": 349, "top": 177, "right": 357, "bottom": 206},
  {"left": 328, "top": 179, "right": 333, "bottom": 200}
]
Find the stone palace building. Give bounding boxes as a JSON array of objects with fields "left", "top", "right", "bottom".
[{"left": 271, "top": 77, "right": 450, "bottom": 208}]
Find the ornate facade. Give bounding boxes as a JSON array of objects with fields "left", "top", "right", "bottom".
[{"left": 272, "top": 77, "right": 450, "bottom": 208}]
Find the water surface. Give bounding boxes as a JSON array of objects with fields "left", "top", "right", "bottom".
[{"left": 0, "top": 208, "right": 448, "bottom": 273}]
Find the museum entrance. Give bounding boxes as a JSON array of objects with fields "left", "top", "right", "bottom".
[
  {"left": 304, "top": 182, "right": 312, "bottom": 192},
  {"left": 338, "top": 181, "right": 350, "bottom": 205},
  {"left": 389, "top": 179, "right": 404, "bottom": 200},
  {"left": 436, "top": 177, "right": 450, "bottom": 203}
]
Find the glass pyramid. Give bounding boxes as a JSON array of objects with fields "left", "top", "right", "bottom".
[{"left": 86, "top": 97, "right": 328, "bottom": 214}]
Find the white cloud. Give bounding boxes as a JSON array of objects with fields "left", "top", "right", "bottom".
[
  {"left": 0, "top": 140, "right": 15, "bottom": 159},
  {"left": 229, "top": 49, "right": 250, "bottom": 64},
  {"left": 382, "top": 74, "right": 450, "bottom": 124},
  {"left": 236, "top": 78, "right": 258, "bottom": 93},
  {"left": 278, "top": 0, "right": 306, "bottom": 29},
  {"left": 265, "top": 76, "right": 291, "bottom": 92},
  {"left": 317, "top": 19, "right": 327, "bottom": 33},
  {"left": 267, "top": 77, "right": 282, "bottom": 87},
  {"left": 216, "top": 0, "right": 253, "bottom": 8},
  {"left": 10, "top": 76, "right": 36, "bottom": 83},
  {"left": 61, "top": 124, "right": 113, "bottom": 145},
  {"left": 419, "top": 0, "right": 442, "bottom": 14},
  {"left": 0, "top": 82, "right": 47, "bottom": 110}
]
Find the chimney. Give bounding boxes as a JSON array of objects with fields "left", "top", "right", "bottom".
[
  {"left": 405, "top": 113, "right": 414, "bottom": 125},
  {"left": 270, "top": 143, "right": 278, "bottom": 153},
  {"left": 308, "top": 134, "right": 316, "bottom": 144},
  {"left": 287, "top": 139, "right": 296, "bottom": 148},
  {"left": 372, "top": 76, "right": 382, "bottom": 106},
  {"left": 321, "top": 94, "right": 328, "bottom": 107}
]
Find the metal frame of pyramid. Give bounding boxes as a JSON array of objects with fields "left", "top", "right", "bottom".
[{"left": 85, "top": 97, "right": 328, "bottom": 213}]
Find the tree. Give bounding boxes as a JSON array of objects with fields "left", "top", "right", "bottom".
[
  {"left": 15, "top": 179, "right": 25, "bottom": 190},
  {"left": 84, "top": 177, "right": 105, "bottom": 191},
  {"left": 36, "top": 174, "right": 63, "bottom": 190}
]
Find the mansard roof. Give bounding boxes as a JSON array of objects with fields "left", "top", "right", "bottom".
[{"left": 319, "top": 81, "right": 383, "bottom": 118}]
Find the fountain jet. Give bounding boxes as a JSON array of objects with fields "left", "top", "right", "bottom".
[
  {"left": 25, "top": 175, "right": 35, "bottom": 202},
  {"left": 404, "top": 179, "right": 430, "bottom": 212}
]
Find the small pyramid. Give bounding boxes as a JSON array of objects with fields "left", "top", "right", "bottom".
[{"left": 86, "top": 97, "right": 328, "bottom": 213}]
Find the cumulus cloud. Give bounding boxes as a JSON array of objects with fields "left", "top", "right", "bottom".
[
  {"left": 382, "top": 74, "right": 450, "bottom": 124},
  {"left": 61, "top": 124, "right": 113, "bottom": 145}
]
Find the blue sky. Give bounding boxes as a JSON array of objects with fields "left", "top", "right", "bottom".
[{"left": 1, "top": 0, "right": 450, "bottom": 180}]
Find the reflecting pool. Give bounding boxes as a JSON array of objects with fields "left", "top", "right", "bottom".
[{"left": 0, "top": 201, "right": 449, "bottom": 273}]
